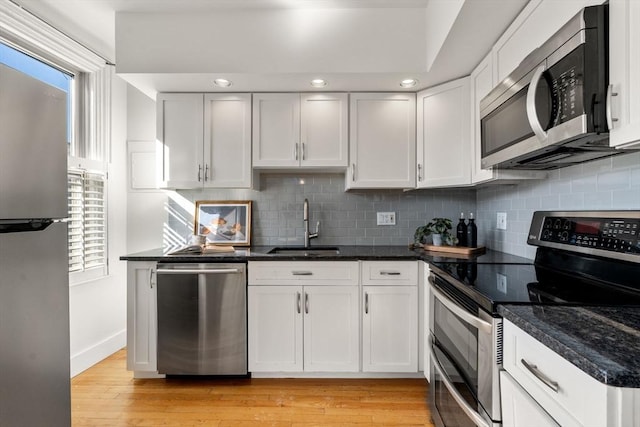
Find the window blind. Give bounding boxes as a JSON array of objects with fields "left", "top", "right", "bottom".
[{"left": 68, "top": 170, "right": 106, "bottom": 273}]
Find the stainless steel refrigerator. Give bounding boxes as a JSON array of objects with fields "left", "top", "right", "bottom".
[{"left": 0, "top": 63, "right": 71, "bottom": 426}]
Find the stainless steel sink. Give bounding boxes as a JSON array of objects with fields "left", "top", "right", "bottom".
[{"left": 267, "top": 246, "right": 340, "bottom": 256}]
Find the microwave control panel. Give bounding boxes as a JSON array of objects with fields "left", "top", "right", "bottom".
[{"left": 540, "top": 216, "right": 640, "bottom": 254}]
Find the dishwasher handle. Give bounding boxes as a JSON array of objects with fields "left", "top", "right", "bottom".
[{"left": 156, "top": 268, "right": 242, "bottom": 275}]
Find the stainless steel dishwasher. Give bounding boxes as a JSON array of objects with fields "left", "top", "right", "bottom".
[{"left": 156, "top": 263, "right": 247, "bottom": 375}]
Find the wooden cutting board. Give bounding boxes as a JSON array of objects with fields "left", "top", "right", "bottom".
[{"left": 411, "top": 243, "right": 486, "bottom": 256}]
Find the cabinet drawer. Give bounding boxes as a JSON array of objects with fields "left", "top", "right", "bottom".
[
  {"left": 503, "top": 320, "right": 607, "bottom": 427},
  {"left": 248, "top": 261, "right": 359, "bottom": 286},
  {"left": 361, "top": 261, "right": 418, "bottom": 286}
]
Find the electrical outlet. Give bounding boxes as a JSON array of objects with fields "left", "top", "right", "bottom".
[
  {"left": 376, "top": 212, "right": 396, "bottom": 226},
  {"left": 497, "top": 212, "right": 507, "bottom": 230},
  {"left": 496, "top": 273, "right": 508, "bottom": 294}
]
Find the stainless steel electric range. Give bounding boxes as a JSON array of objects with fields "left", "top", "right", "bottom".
[{"left": 427, "top": 210, "right": 640, "bottom": 427}]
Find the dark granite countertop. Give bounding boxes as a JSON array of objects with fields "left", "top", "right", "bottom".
[
  {"left": 499, "top": 305, "right": 640, "bottom": 388},
  {"left": 119, "top": 245, "right": 533, "bottom": 264}
]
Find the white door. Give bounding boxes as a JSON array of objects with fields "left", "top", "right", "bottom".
[
  {"left": 347, "top": 93, "right": 416, "bottom": 189},
  {"left": 300, "top": 93, "right": 348, "bottom": 168},
  {"left": 156, "top": 93, "right": 203, "bottom": 188},
  {"left": 248, "top": 286, "right": 303, "bottom": 372},
  {"left": 126, "top": 261, "right": 158, "bottom": 373},
  {"left": 609, "top": 0, "right": 640, "bottom": 148},
  {"left": 417, "top": 77, "right": 471, "bottom": 188},
  {"left": 252, "top": 93, "right": 300, "bottom": 168},
  {"left": 362, "top": 286, "right": 418, "bottom": 372},
  {"left": 303, "top": 286, "right": 360, "bottom": 372},
  {"left": 203, "top": 94, "right": 252, "bottom": 188},
  {"left": 500, "top": 371, "right": 560, "bottom": 427}
]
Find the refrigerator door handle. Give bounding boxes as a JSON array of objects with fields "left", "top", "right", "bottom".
[{"left": 0, "top": 219, "right": 54, "bottom": 234}]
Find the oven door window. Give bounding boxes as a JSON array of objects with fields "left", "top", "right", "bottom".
[
  {"left": 432, "top": 343, "right": 483, "bottom": 427},
  {"left": 433, "top": 296, "right": 479, "bottom": 395}
]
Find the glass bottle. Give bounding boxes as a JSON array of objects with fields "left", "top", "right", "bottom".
[
  {"left": 456, "top": 212, "right": 467, "bottom": 247},
  {"left": 467, "top": 212, "right": 478, "bottom": 248}
]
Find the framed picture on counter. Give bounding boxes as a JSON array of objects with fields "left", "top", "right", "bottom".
[{"left": 194, "top": 200, "right": 252, "bottom": 246}]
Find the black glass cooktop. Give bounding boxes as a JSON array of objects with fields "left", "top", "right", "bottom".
[{"left": 430, "top": 261, "right": 640, "bottom": 314}]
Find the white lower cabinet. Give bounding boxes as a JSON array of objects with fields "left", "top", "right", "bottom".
[
  {"left": 502, "top": 319, "right": 640, "bottom": 427},
  {"left": 361, "top": 261, "right": 418, "bottom": 373},
  {"left": 501, "top": 370, "right": 559, "bottom": 427},
  {"left": 247, "top": 261, "right": 359, "bottom": 373},
  {"left": 126, "top": 261, "right": 159, "bottom": 375}
]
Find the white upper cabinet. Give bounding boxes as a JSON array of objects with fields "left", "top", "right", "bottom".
[
  {"left": 608, "top": 0, "right": 640, "bottom": 148},
  {"left": 157, "top": 92, "right": 252, "bottom": 189},
  {"left": 416, "top": 77, "right": 471, "bottom": 188},
  {"left": 252, "top": 93, "right": 348, "bottom": 169},
  {"left": 347, "top": 93, "right": 416, "bottom": 189},
  {"left": 203, "top": 94, "right": 252, "bottom": 188},
  {"left": 157, "top": 93, "right": 203, "bottom": 189}
]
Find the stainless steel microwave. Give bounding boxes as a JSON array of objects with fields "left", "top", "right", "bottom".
[{"left": 480, "top": 5, "right": 622, "bottom": 170}]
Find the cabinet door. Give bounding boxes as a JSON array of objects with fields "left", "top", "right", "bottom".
[
  {"left": 252, "top": 93, "right": 300, "bottom": 168},
  {"left": 300, "top": 93, "right": 348, "bottom": 168},
  {"left": 203, "top": 94, "right": 252, "bottom": 188},
  {"left": 500, "top": 371, "right": 560, "bottom": 427},
  {"left": 156, "top": 93, "right": 203, "bottom": 188},
  {"left": 347, "top": 93, "right": 416, "bottom": 189},
  {"left": 126, "top": 262, "right": 158, "bottom": 373},
  {"left": 303, "top": 286, "right": 359, "bottom": 372},
  {"left": 362, "top": 286, "right": 418, "bottom": 372},
  {"left": 417, "top": 78, "right": 471, "bottom": 188},
  {"left": 248, "top": 286, "right": 303, "bottom": 372},
  {"left": 470, "top": 55, "right": 496, "bottom": 184},
  {"left": 609, "top": 0, "right": 640, "bottom": 148}
]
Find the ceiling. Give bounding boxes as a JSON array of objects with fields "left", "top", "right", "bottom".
[{"left": 14, "top": 0, "right": 528, "bottom": 97}]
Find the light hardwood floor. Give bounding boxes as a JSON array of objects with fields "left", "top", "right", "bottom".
[{"left": 71, "top": 349, "right": 435, "bottom": 426}]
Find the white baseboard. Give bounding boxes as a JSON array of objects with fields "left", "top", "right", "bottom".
[{"left": 70, "top": 329, "right": 126, "bottom": 377}]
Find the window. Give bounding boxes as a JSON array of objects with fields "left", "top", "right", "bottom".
[
  {"left": 68, "top": 168, "right": 107, "bottom": 275},
  {"left": 1, "top": 39, "right": 109, "bottom": 281}
]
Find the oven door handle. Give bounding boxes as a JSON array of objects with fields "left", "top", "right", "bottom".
[
  {"left": 429, "top": 278, "right": 493, "bottom": 334},
  {"left": 429, "top": 343, "right": 491, "bottom": 427}
]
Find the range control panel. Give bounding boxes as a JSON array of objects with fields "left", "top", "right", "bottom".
[{"left": 539, "top": 216, "right": 640, "bottom": 254}]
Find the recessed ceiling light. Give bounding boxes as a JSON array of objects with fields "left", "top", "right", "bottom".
[
  {"left": 310, "top": 79, "right": 327, "bottom": 88},
  {"left": 400, "top": 79, "right": 418, "bottom": 88},
  {"left": 213, "top": 78, "right": 232, "bottom": 88}
]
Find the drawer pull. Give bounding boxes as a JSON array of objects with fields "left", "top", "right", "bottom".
[
  {"left": 380, "top": 271, "right": 401, "bottom": 276},
  {"left": 521, "top": 358, "right": 559, "bottom": 393},
  {"left": 296, "top": 292, "right": 301, "bottom": 314},
  {"left": 292, "top": 271, "right": 313, "bottom": 276}
]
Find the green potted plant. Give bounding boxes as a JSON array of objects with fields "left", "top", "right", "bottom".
[{"left": 414, "top": 217, "right": 455, "bottom": 246}]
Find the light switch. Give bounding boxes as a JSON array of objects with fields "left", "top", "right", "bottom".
[{"left": 377, "top": 212, "right": 396, "bottom": 226}]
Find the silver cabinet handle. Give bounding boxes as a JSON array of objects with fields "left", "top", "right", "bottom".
[
  {"left": 429, "top": 277, "right": 492, "bottom": 334},
  {"left": 380, "top": 271, "right": 401, "bottom": 276},
  {"left": 297, "top": 292, "right": 301, "bottom": 314},
  {"left": 292, "top": 271, "right": 313, "bottom": 276},
  {"left": 429, "top": 343, "right": 490, "bottom": 427},
  {"left": 351, "top": 163, "right": 356, "bottom": 181},
  {"left": 305, "top": 293, "right": 309, "bottom": 314},
  {"left": 302, "top": 142, "right": 306, "bottom": 160},
  {"left": 197, "top": 164, "right": 202, "bottom": 182},
  {"left": 149, "top": 269, "right": 155, "bottom": 289},
  {"left": 204, "top": 164, "right": 209, "bottom": 181},
  {"left": 365, "top": 292, "right": 369, "bottom": 314},
  {"left": 156, "top": 268, "right": 241, "bottom": 274},
  {"left": 521, "top": 359, "right": 559, "bottom": 393},
  {"left": 606, "top": 84, "right": 619, "bottom": 130},
  {"left": 417, "top": 163, "right": 422, "bottom": 182},
  {"left": 294, "top": 143, "right": 299, "bottom": 161},
  {"left": 526, "top": 64, "right": 548, "bottom": 142}
]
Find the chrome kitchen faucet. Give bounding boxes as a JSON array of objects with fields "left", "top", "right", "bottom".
[{"left": 303, "top": 198, "right": 319, "bottom": 248}]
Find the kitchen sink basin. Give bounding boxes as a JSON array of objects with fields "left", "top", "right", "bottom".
[{"left": 267, "top": 246, "right": 340, "bottom": 256}]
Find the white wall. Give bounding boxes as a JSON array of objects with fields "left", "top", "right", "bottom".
[{"left": 69, "top": 72, "right": 128, "bottom": 376}]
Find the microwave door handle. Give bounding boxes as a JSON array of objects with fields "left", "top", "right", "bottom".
[
  {"left": 429, "top": 279, "right": 493, "bottom": 334},
  {"left": 429, "top": 343, "right": 491, "bottom": 427},
  {"left": 526, "top": 64, "right": 548, "bottom": 142}
]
